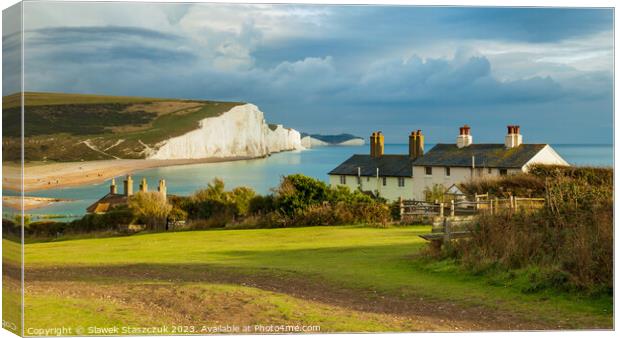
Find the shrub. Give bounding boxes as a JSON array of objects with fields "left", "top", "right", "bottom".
[
  {"left": 185, "top": 179, "right": 258, "bottom": 225},
  {"left": 274, "top": 174, "right": 331, "bottom": 216},
  {"left": 26, "top": 221, "right": 68, "bottom": 237},
  {"left": 2, "top": 218, "right": 20, "bottom": 239},
  {"left": 459, "top": 173, "right": 545, "bottom": 197},
  {"left": 441, "top": 169, "right": 612, "bottom": 294},
  {"left": 423, "top": 184, "right": 446, "bottom": 202},
  {"left": 128, "top": 192, "right": 172, "bottom": 230},
  {"left": 248, "top": 195, "right": 276, "bottom": 215},
  {"left": 69, "top": 205, "right": 134, "bottom": 233}
]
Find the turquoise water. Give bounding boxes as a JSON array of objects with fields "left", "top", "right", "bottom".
[{"left": 3, "top": 143, "right": 613, "bottom": 220}]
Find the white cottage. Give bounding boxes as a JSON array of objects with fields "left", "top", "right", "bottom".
[{"left": 328, "top": 125, "right": 569, "bottom": 202}]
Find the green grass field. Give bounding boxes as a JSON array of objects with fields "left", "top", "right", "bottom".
[{"left": 5, "top": 225, "right": 612, "bottom": 334}]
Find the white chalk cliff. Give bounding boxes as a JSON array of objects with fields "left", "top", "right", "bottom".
[
  {"left": 148, "top": 104, "right": 304, "bottom": 160},
  {"left": 301, "top": 135, "right": 365, "bottom": 148},
  {"left": 337, "top": 138, "right": 365, "bottom": 146},
  {"left": 301, "top": 136, "right": 328, "bottom": 148}
]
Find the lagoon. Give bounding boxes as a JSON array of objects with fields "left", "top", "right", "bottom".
[{"left": 4, "top": 143, "right": 613, "bottom": 220}]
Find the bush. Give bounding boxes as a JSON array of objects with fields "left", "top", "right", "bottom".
[
  {"left": 441, "top": 169, "right": 612, "bottom": 295},
  {"left": 274, "top": 174, "right": 331, "bottom": 216},
  {"left": 70, "top": 205, "right": 134, "bottom": 233},
  {"left": 528, "top": 164, "right": 612, "bottom": 186},
  {"left": 459, "top": 173, "right": 545, "bottom": 197},
  {"left": 26, "top": 221, "right": 68, "bottom": 237},
  {"left": 248, "top": 195, "right": 276, "bottom": 215},
  {"left": 423, "top": 184, "right": 446, "bottom": 202},
  {"left": 185, "top": 179, "right": 258, "bottom": 226},
  {"left": 128, "top": 192, "right": 172, "bottom": 230},
  {"left": 2, "top": 218, "right": 20, "bottom": 239}
]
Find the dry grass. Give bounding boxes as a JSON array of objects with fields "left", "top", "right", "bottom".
[{"left": 442, "top": 166, "right": 613, "bottom": 294}]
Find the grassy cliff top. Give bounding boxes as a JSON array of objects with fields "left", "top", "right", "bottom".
[
  {"left": 2, "top": 92, "right": 246, "bottom": 161},
  {"left": 2, "top": 92, "right": 176, "bottom": 109}
]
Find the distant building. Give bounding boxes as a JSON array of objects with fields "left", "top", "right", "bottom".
[
  {"left": 86, "top": 175, "right": 168, "bottom": 213},
  {"left": 328, "top": 125, "right": 569, "bottom": 201}
]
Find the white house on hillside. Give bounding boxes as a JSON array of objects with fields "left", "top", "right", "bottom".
[{"left": 328, "top": 125, "right": 569, "bottom": 201}]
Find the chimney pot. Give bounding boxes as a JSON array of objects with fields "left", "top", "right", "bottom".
[
  {"left": 457, "top": 125, "right": 473, "bottom": 148},
  {"left": 409, "top": 130, "right": 418, "bottom": 158},
  {"left": 370, "top": 132, "right": 377, "bottom": 157},
  {"left": 375, "top": 131, "right": 385, "bottom": 157},
  {"left": 123, "top": 175, "right": 133, "bottom": 196},
  {"left": 505, "top": 124, "right": 523, "bottom": 148},
  {"left": 416, "top": 130, "right": 424, "bottom": 157}
]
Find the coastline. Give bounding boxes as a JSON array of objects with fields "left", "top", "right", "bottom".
[
  {"left": 3, "top": 196, "right": 72, "bottom": 211},
  {"left": 3, "top": 156, "right": 259, "bottom": 193}
]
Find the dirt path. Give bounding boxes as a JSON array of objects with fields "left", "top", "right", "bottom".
[{"left": 20, "top": 263, "right": 567, "bottom": 331}]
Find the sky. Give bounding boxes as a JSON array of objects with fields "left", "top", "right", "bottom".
[{"left": 2, "top": 2, "right": 614, "bottom": 144}]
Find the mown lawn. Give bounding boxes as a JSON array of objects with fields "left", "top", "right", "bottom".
[{"left": 7, "top": 225, "right": 613, "bottom": 333}]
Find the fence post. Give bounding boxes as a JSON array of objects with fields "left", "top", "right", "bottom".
[
  {"left": 514, "top": 197, "right": 518, "bottom": 211},
  {"left": 494, "top": 197, "right": 499, "bottom": 214},
  {"left": 399, "top": 197, "right": 404, "bottom": 217},
  {"left": 450, "top": 199, "right": 455, "bottom": 217},
  {"left": 439, "top": 202, "right": 444, "bottom": 217},
  {"left": 475, "top": 196, "right": 479, "bottom": 211},
  {"left": 489, "top": 198, "right": 494, "bottom": 215}
]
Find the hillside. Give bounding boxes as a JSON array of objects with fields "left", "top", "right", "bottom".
[{"left": 2, "top": 92, "right": 302, "bottom": 162}]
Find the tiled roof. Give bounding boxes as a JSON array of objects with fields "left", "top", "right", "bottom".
[
  {"left": 412, "top": 144, "right": 547, "bottom": 168},
  {"left": 86, "top": 193, "right": 128, "bottom": 213},
  {"left": 328, "top": 144, "right": 549, "bottom": 177},
  {"left": 328, "top": 154, "right": 415, "bottom": 177}
]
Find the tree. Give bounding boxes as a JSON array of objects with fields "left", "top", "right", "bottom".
[
  {"left": 423, "top": 184, "right": 446, "bottom": 203},
  {"left": 128, "top": 192, "right": 172, "bottom": 230}
]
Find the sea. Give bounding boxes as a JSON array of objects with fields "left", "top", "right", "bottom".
[{"left": 3, "top": 144, "right": 613, "bottom": 221}]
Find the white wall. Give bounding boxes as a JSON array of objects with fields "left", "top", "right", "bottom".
[
  {"left": 410, "top": 166, "right": 524, "bottom": 200},
  {"left": 328, "top": 175, "right": 414, "bottom": 201},
  {"left": 523, "top": 145, "right": 570, "bottom": 170},
  {"left": 330, "top": 145, "right": 569, "bottom": 202},
  {"left": 411, "top": 166, "right": 472, "bottom": 200}
]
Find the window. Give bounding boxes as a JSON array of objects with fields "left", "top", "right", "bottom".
[
  {"left": 356, "top": 176, "right": 361, "bottom": 184},
  {"left": 382, "top": 177, "right": 387, "bottom": 186},
  {"left": 445, "top": 167, "right": 451, "bottom": 177},
  {"left": 487, "top": 168, "right": 492, "bottom": 174},
  {"left": 366, "top": 176, "right": 370, "bottom": 182},
  {"left": 425, "top": 167, "right": 433, "bottom": 176},
  {"left": 499, "top": 169, "right": 508, "bottom": 176},
  {"left": 398, "top": 177, "right": 405, "bottom": 187},
  {"left": 340, "top": 175, "right": 346, "bottom": 184}
]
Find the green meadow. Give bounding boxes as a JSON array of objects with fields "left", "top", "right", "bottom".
[{"left": 5, "top": 225, "right": 612, "bottom": 334}]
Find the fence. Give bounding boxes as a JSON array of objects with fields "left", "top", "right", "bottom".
[
  {"left": 399, "top": 195, "right": 545, "bottom": 218},
  {"left": 412, "top": 194, "right": 546, "bottom": 249}
]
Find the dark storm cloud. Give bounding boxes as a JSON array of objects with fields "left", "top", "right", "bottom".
[
  {"left": 442, "top": 7, "right": 614, "bottom": 42},
  {"left": 27, "top": 26, "right": 181, "bottom": 46},
  {"left": 17, "top": 4, "right": 614, "bottom": 143}
]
